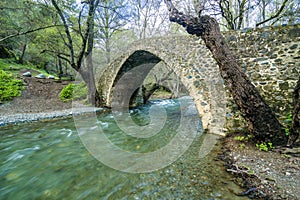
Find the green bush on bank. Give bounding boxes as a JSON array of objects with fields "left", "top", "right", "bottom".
[
  {"left": 59, "top": 82, "right": 87, "bottom": 101},
  {"left": 0, "top": 70, "right": 24, "bottom": 102}
]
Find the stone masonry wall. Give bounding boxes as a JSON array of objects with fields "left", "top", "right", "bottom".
[{"left": 224, "top": 24, "right": 300, "bottom": 129}]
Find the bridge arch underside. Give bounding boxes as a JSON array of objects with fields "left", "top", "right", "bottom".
[
  {"left": 110, "top": 50, "right": 162, "bottom": 108},
  {"left": 100, "top": 49, "right": 226, "bottom": 135}
]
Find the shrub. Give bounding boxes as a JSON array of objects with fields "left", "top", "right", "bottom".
[
  {"left": 59, "top": 82, "right": 87, "bottom": 101},
  {"left": 0, "top": 70, "right": 24, "bottom": 102},
  {"left": 256, "top": 142, "right": 274, "bottom": 152}
]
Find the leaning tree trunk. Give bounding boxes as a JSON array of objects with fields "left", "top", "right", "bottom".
[
  {"left": 289, "top": 77, "right": 300, "bottom": 145},
  {"left": 164, "top": 0, "right": 287, "bottom": 146}
]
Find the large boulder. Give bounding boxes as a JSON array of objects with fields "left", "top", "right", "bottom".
[
  {"left": 22, "top": 71, "right": 32, "bottom": 77},
  {"left": 35, "top": 74, "right": 46, "bottom": 79},
  {"left": 48, "top": 75, "right": 55, "bottom": 79}
]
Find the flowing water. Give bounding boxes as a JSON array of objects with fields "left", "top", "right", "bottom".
[{"left": 0, "top": 98, "right": 248, "bottom": 200}]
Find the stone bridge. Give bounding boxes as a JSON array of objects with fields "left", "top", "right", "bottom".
[{"left": 97, "top": 24, "right": 300, "bottom": 134}]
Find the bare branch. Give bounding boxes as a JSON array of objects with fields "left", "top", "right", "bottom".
[
  {"left": 164, "top": 0, "right": 206, "bottom": 36},
  {"left": 256, "top": 0, "right": 289, "bottom": 27},
  {"left": 57, "top": 54, "right": 71, "bottom": 65},
  {"left": 78, "top": 4, "right": 86, "bottom": 40}
]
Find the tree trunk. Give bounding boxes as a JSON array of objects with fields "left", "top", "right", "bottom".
[
  {"left": 81, "top": 70, "right": 101, "bottom": 107},
  {"left": 85, "top": 0, "right": 101, "bottom": 107},
  {"left": 142, "top": 84, "right": 160, "bottom": 104},
  {"left": 17, "top": 43, "right": 27, "bottom": 64},
  {"left": 289, "top": 77, "right": 300, "bottom": 145},
  {"left": 58, "top": 57, "right": 63, "bottom": 78},
  {"left": 164, "top": 0, "right": 287, "bottom": 146}
]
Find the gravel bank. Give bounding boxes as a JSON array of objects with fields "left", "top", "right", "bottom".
[
  {"left": 0, "top": 107, "right": 104, "bottom": 127},
  {"left": 221, "top": 134, "right": 300, "bottom": 199}
]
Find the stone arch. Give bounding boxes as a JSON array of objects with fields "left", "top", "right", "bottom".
[
  {"left": 110, "top": 50, "right": 162, "bottom": 107},
  {"left": 97, "top": 36, "right": 226, "bottom": 135}
]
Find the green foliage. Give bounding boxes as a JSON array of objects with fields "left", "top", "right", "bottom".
[
  {"left": 239, "top": 143, "right": 245, "bottom": 149},
  {"left": 283, "top": 113, "right": 293, "bottom": 136},
  {"left": 0, "top": 70, "right": 24, "bottom": 102},
  {"left": 256, "top": 142, "right": 274, "bottom": 152},
  {"left": 59, "top": 83, "right": 74, "bottom": 101},
  {"left": 233, "top": 134, "right": 253, "bottom": 150},
  {"left": 234, "top": 134, "right": 252, "bottom": 141},
  {"left": 59, "top": 82, "right": 87, "bottom": 101}
]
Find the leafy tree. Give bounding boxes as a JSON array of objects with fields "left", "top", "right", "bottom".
[
  {"left": 49, "top": 0, "right": 102, "bottom": 106},
  {"left": 0, "top": 0, "right": 63, "bottom": 70}
]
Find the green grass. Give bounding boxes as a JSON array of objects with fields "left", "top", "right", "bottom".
[{"left": 0, "top": 58, "right": 56, "bottom": 78}]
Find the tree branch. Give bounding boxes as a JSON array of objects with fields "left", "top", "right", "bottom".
[
  {"left": 256, "top": 0, "right": 289, "bottom": 27},
  {"left": 57, "top": 54, "right": 71, "bottom": 65},
  {"left": 40, "top": 49, "right": 71, "bottom": 65},
  {"left": 164, "top": 0, "right": 206, "bottom": 37},
  {"left": 0, "top": 25, "right": 63, "bottom": 42},
  {"left": 51, "top": 0, "right": 77, "bottom": 70},
  {"left": 40, "top": 49, "right": 70, "bottom": 57}
]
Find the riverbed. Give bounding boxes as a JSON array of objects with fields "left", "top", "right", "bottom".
[{"left": 0, "top": 98, "right": 248, "bottom": 199}]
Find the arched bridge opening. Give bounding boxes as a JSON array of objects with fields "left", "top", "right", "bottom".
[
  {"left": 97, "top": 36, "right": 227, "bottom": 135},
  {"left": 110, "top": 50, "right": 189, "bottom": 108},
  {"left": 110, "top": 50, "right": 162, "bottom": 108}
]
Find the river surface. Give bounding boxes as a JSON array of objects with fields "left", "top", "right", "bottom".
[{"left": 0, "top": 98, "right": 248, "bottom": 199}]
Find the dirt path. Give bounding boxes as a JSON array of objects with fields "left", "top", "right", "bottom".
[{"left": 0, "top": 75, "right": 72, "bottom": 115}]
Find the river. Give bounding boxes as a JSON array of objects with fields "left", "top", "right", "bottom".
[{"left": 0, "top": 98, "right": 248, "bottom": 199}]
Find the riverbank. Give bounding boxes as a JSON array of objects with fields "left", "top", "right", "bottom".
[
  {"left": 0, "top": 106, "right": 104, "bottom": 126},
  {"left": 0, "top": 75, "right": 105, "bottom": 126},
  {"left": 220, "top": 133, "right": 300, "bottom": 199}
]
